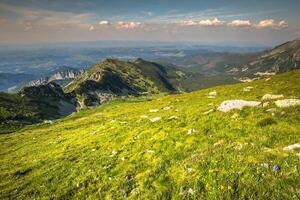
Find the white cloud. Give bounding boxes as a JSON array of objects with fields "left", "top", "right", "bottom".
[
  {"left": 99, "top": 20, "right": 110, "bottom": 25},
  {"left": 255, "top": 19, "right": 288, "bottom": 29},
  {"left": 256, "top": 19, "right": 276, "bottom": 28},
  {"left": 228, "top": 20, "right": 252, "bottom": 28},
  {"left": 116, "top": 21, "right": 143, "bottom": 29},
  {"left": 177, "top": 20, "right": 198, "bottom": 26},
  {"left": 199, "top": 18, "right": 225, "bottom": 26},
  {"left": 89, "top": 25, "right": 95, "bottom": 31},
  {"left": 278, "top": 20, "right": 288, "bottom": 28},
  {"left": 177, "top": 18, "right": 224, "bottom": 26}
]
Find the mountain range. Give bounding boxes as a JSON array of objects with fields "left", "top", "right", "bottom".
[{"left": 0, "top": 38, "right": 299, "bottom": 133}]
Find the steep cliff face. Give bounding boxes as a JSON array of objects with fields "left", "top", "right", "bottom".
[{"left": 28, "top": 68, "right": 84, "bottom": 87}]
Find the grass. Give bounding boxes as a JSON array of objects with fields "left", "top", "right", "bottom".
[{"left": 0, "top": 70, "right": 300, "bottom": 199}]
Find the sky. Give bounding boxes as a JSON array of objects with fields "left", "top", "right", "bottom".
[{"left": 0, "top": 0, "right": 299, "bottom": 46}]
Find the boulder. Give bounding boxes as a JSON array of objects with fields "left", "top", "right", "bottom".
[
  {"left": 217, "top": 100, "right": 261, "bottom": 112},
  {"left": 275, "top": 99, "right": 300, "bottom": 108},
  {"left": 262, "top": 94, "right": 284, "bottom": 100}
]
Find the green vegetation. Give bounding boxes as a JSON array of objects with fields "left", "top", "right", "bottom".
[
  {"left": 0, "top": 70, "right": 300, "bottom": 199},
  {"left": 0, "top": 82, "right": 76, "bottom": 134}
]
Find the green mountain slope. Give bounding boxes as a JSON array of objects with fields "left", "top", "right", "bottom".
[
  {"left": 65, "top": 58, "right": 179, "bottom": 107},
  {"left": 1, "top": 70, "right": 299, "bottom": 199},
  {"left": 229, "top": 38, "right": 300, "bottom": 79},
  {"left": 0, "top": 82, "right": 76, "bottom": 133}
]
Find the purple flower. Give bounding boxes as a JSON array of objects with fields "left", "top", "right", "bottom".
[{"left": 272, "top": 165, "right": 280, "bottom": 171}]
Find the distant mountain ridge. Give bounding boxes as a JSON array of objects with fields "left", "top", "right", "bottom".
[
  {"left": 227, "top": 37, "right": 300, "bottom": 79},
  {"left": 28, "top": 67, "right": 84, "bottom": 87}
]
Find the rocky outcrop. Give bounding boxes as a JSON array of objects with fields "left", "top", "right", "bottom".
[
  {"left": 217, "top": 100, "right": 261, "bottom": 112},
  {"left": 28, "top": 68, "right": 84, "bottom": 86}
]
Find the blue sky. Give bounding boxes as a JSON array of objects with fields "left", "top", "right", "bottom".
[{"left": 0, "top": 0, "right": 299, "bottom": 45}]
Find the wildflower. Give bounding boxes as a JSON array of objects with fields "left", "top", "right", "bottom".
[{"left": 272, "top": 165, "right": 280, "bottom": 171}]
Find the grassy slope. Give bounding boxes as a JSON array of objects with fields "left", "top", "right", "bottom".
[{"left": 0, "top": 70, "right": 300, "bottom": 199}]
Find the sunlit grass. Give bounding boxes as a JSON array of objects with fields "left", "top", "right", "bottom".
[{"left": 0, "top": 70, "right": 299, "bottom": 199}]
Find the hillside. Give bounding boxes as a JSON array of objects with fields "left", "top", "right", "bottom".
[
  {"left": 0, "top": 82, "right": 76, "bottom": 133},
  {"left": 1, "top": 70, "right": 299, "bottom": 199},
  {"left": 228, "top": 38, "right": 300, "bottom": 79},
  {"left": 65, "top": 58, "right": 179, "bottom": 107}
]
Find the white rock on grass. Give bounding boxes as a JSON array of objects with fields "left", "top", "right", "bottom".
[
  {"left": 163, "top": 106, "right": 171, "bottom": 111},
  {"left": 168, "top": 116, "right": 178, "bottom": 120},
  {"left": 208, "top": 90, "right": 217, "bottom": 96},
  {"left": 262, "top": 94, "right": 284, "bottom": 100},
  {"left": 187, "top": 129, "right": 196, "bottom": 135},
  {"left": 266, "top": 108, "right": 276, "bottom": 113},
  {"left": 283, "top": 143, "right": 300, "bottom": 151},
  {"left": 140, "top": 115, "right": 148, "bottom": 119},
  {"left": 203, "top": 109, "right": 214, "bottom": 115},
  {"left": 275, "top": 99, "right": 300, "bottom": 108},
  {"left": 208, "top": 90, "right": 217, "bottom": 98},
  {"left": 149, "top": 109, "right": 159, "bottom": 113},
  {"left": 188, "top": 188, "right": 195, "bottom": 195},
  {"left": 149, "top": 117, "right": 161, "bottom": 122},
  {"left": 243, "top": 86, "right": 253, "bottom": 92},
  {"left": 217, "top": 100, "right": 261, "bottom": 112}
]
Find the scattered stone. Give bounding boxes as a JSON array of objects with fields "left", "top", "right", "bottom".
[
  {"left": 239, "top": 77, "right": 260, "bottom": 82},
  {"left": 243, "top": 86, "right": 253, "bottom": 92},
  {"left": 262, "top": 102, "right": 269, "bottom": 107},
  {"left": 76, "top": 182, "right": 82, "bottom": 189},
  {"left": 149, "top": 109, "right": 159, "bottom": 113},
  {"left": 266, "top": 108, "right": 276, "bottom": 113},
  {"left": 121, "top": 157, "right": 126, "bottom": 161},
  {"left": 109, "top": 150, "right": 117, "bottom": 157},
  {"left": 163, "top": 106, "right": 171, "bottom": 110},
  {"left": 140, "top": 115, "right": 148, "bottom": 119},
  {"left": 92, "top": 149, "right": 96, "bottom": 152},
  {"left": 217, "top": 100, "right": 261, "bottom": 112},
  {"left": 168, "top": 116, "right": 178, "bottom": 120},
  {"left": 262, "top": 94, "right": 284, "bottom": 100},
  {"left": 255, "top": 72, "right": 276, "bottom": 76},
  {"left": 187, "top": 129, "right": 196, "bottom": 135},
  {"left": 283, "top": 143, "right": 300, "bottom": 151},
  {"left": 203, "top": 109, "right": 214, "bottom": 114},
  {"left": 208, "top": 90, "right": 217, "bottom": 96},
  {"left": 175, "top": 109, "right": 179, "bottom": 112},
  {"left": 146, "top": 150, "right": 154, "bottom": 154},
  {"left": 149, "top": 117, "right": 161, "bottom": 122},
  {"left": 43, "top": 120, "right": 54, "bottom": 124},
  {"left": 208, "top": 90, "right": 217, "bottom": 98},
  {"left": 275, "top": 99, "right": 300, "bottom": 108},
  {"left": 188, "top": 188, "right": 195, "bottom": 195},
  {"left": 186, "top": 168, "right": 193, "bottom": 173},
  {"left": 131, "top": 187, "right": 139, "bottom": 194},
  {"left": 103, "top": 165, "right": 111, "bottom": 170},
  {"left": 262, "top": 163, "right": 269, "bottom": 169},
  {"left": 272, "top": 165, "right": 280, "bottom": 171},
  {"left": 119, "top": 121, "right": 127, "bottom": 124}
]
